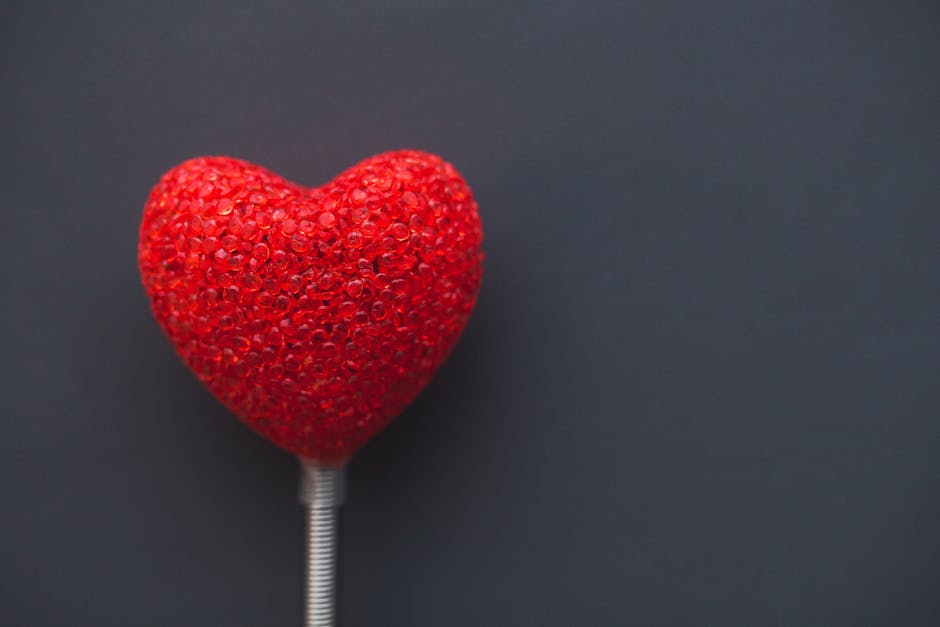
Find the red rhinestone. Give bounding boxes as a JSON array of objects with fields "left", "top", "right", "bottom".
[{"left": 138, "top": 151, "right": 483, "bottom": 464}]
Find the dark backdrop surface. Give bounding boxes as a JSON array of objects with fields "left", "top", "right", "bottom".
[{"left": 2, "top": 1, "right": 938, "bottom": 625}]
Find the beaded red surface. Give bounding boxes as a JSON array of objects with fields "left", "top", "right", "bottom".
[{"left": 138, "top": 150, "right": 483, "bottom": 464}]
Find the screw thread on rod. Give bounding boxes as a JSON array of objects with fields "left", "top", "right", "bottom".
[{"left": 298, "top": 460, "right": 345, "bottom": 627}]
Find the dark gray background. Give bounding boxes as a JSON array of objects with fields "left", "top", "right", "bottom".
[{"left": 2, "top": 1, "right": 938, "bottom": 625}]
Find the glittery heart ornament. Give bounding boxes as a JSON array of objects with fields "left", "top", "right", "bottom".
[{"left": 139, "top": 150, "right": 483, "bottom": 465}]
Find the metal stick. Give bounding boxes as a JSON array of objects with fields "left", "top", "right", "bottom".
[{"left": 298, "top": 460, "right": 346, "bottom": 627}]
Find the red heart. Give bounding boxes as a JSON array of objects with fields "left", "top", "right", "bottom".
[{"left": 138, "top": 150, "right": 483, "bottom": 465}]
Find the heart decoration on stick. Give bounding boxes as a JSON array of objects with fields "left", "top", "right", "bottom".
[{"left": 138, "top": 150, "right": 483, "bottom": 625}]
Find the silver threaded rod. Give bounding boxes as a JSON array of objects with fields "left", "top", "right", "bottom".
[{"left": 298, "top": 460, "right": 346, "bottom": 627}]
